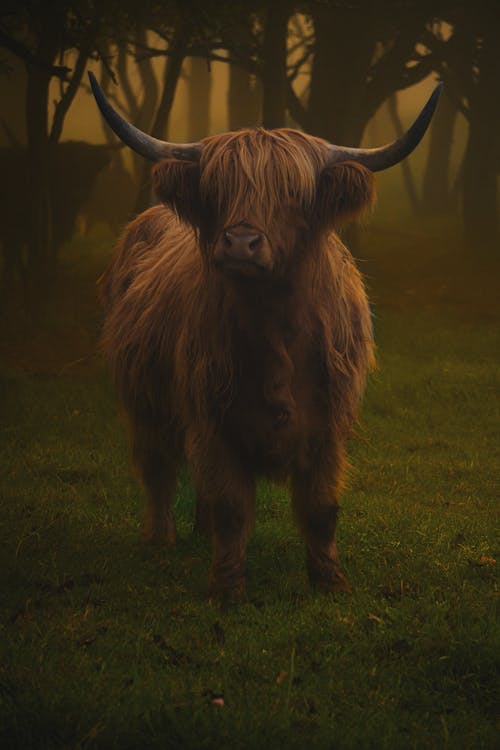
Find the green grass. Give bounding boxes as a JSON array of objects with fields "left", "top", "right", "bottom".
[{"left": 0, "top": 230, "right": 499, "bottom": 749}]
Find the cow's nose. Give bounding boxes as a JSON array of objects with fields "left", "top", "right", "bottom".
[{"left": 223, "top": 230, "right": 263, "bottom": 261}]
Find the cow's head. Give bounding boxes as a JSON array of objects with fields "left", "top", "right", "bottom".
[
  {"left": 152, "top": 130, "right": 379, "bottom": 278},
  {"left": 88, "top": 72, "right": 442, "bottom": 279}
]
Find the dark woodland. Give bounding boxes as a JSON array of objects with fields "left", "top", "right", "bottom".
[{"left": 0, "top": 0, "right": 498, "bottom": 295}]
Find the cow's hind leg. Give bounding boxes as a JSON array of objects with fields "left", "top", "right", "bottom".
[
  {"left": 131, "top": 423, "right": 182, "bottom": 545},
  {"left": 292, "top": 443, "right": 351, "bottom": 592}
]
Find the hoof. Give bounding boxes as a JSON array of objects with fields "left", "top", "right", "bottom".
[
  {"left": 311, "top": 575, "right": 352, "bottom": 594},
  {"left": 307, "top": 559, "right": 351, "bottom": 594}
]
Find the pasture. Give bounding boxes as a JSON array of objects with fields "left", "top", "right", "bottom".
[{"left": 0, "top": 227, "right": 498, "bottom": 749}]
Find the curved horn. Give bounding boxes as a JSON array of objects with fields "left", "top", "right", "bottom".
[
  {"left": 327, "top": 83, "right": 443, "bottom": 172},
  {"left": 87, "top": 71, "right": 202, "bottom": 162}
]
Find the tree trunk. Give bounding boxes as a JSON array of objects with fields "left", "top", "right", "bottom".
[
  {"left": 387, "top": 93, "right": 421, "bottom": 216},
  {"left": 135, "top": 29, "right": 160, "bottom": 135},
  {"left": 308, "top": 7, "right": 376, "bottom": 145},
  {"left": 307, "top": 7, "right": 379, "bottom": 256},
  {"left": 461, "top": 18, "right": 500, "bottom": 255},
  {"left": 134, "top": 19, "right": 191, "bottom": 213},
  {"left": 261, "top": 2, "right": 289, "bottom": 129},
  {"left": 228, "top": 65, "right": 261, "bottom": 129},
  {"left": 25, "top": 50, "right": 57, "bottom": 283},
  {"left": 462, "top": 119, "right": 499, "bottom": 254},
  {"left": 187, "top": 57, "right": 211, "bottom": 140},
  {"left": 117, "top": 30, "right": 160, "bottom": 183},
  {"left": 421, "top": 89, "right": 458, "bottom": 216}
]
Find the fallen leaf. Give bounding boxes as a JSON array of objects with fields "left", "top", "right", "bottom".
[
  {"left": 202, "top": 689, "right": 225, "bottom": 707},
  {"left": 367, "top": 613, "right": 383, "bottom": 623},
  {"left": 77, "top": 636, "right": 96, "bottom": 647},
  {"left": 338, "top": 614, "right": 352, "bottom": 624},
  {"left": 479, "top": 555, "right": 496, "bottom": 565},
  {"left": 275, "top": 670, "right": 288, "bottom": 686}
]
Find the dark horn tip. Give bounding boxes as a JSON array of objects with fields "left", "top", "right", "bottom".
[
  {"left": 88, "top": 70, "right": 98, "bottom": 92},
  {"left": 428, "top": 80, "right": 444, "bottom": 107},
  {"left": 403, "top": 79, "right": 444, "bottom": 149}
]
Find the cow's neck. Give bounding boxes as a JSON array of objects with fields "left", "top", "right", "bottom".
[
  {"left": 227, "top": 275, "right": 299, "bottom": 342},
  {"left": 197, "top": 263, "right": 316, "bottom": 417}
]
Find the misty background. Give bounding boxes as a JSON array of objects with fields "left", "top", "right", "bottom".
[{"left": 0, "top": 0, "right": 498, "bottom": 369}]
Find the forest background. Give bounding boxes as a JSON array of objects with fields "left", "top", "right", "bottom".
[{"left": 0, "top": 3, "right": 498, "bottom": 748}]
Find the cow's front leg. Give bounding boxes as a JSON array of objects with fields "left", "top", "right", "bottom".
[
  {"left": 292, "top": 444, "right": 351, "bottom": 592},
  {"left": 131, "top": 422, "right": 181, "bottom": 545},
  {"left": 187, "top": 432, "right": 255, "bottom": 601},
  {"left": 209, "top": 478, "right": 255, "bottom": 602}
]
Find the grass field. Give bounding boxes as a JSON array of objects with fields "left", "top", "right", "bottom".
[{"left": 0, "top": 227, "right": 498, "bottom": 748}]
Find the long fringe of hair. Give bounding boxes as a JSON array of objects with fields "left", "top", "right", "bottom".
[{"left": 199, "top": 128, "right": 328, "bottom": 229}]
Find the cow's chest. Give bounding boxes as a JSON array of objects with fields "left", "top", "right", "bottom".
[{"left": 222, "top": 327, "right": 325, "bottom": 474}]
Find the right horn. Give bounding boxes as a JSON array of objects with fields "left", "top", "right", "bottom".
[
  {"left": 326, "top": 82, "right": 443, "bottom": 172},
  {"left": 88, "top": 71, "right": 202, "bottom": 163}
]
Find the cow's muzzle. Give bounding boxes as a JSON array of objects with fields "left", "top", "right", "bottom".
[{"left": 214, "top": 225, "right": 273, "bottom": 275}]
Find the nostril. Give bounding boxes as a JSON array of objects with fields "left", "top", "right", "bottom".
[
  {"left": 248, "top": 235, "right": 262, "bottom": 252},
  {"left": 274, "top": 408, "right": 290, "bottom": 428},
  {"left": 220, "top": 229, "right": 265, "bottom": 261}
]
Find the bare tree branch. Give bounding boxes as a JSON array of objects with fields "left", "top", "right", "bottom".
[
  {"left": 286, "top": 44, "right": 314, "bottom": 83},
  {"left": 0, "top": 28, "right": 70, "bottom": 78},
  {"left": 286, "top": 77, "right": 311, "bottom": 130},
  {"left": 50, "top": 39, "right": 91, "bottom": 142}
]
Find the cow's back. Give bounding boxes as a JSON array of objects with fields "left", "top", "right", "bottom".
[
  {"left": 100, "top": 205, "right": 201, "bottom": 424},
  {"left": 100, "top": 205, "right": 198, "bottom": 310}
]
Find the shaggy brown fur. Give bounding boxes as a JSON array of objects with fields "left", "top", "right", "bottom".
[{"left": 100, "top": 127, "right": 375, "bottom": 600}]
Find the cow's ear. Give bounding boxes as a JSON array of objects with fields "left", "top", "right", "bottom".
[
  {"left": 153, "top": 159, "right": 202, "bottom": 227},
  {"left": 315, "top": 161, "right": 376, "bottom": 227}
]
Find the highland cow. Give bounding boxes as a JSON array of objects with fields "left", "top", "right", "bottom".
[{"left": 89, "top": 72, "right": 442, "bottom": 601}]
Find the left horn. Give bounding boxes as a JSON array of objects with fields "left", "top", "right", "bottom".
[
  {"left": 327, "top": 82, "right": 443, "bottom": 172},
  {"left": 88, "top": 71, "right": 202, "bottom": 162}
]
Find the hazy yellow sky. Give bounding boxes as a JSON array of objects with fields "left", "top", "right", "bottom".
[
  {"left": 0, "top": 29, "right": 467, "bottom": 200},
  {"left": 1, "top": 37, "right": 454, "bottom": 146}
]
